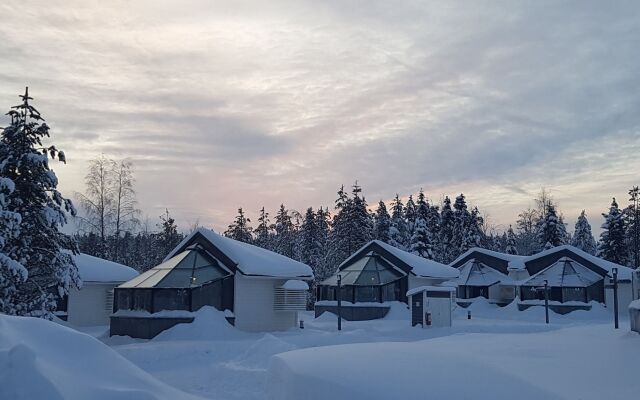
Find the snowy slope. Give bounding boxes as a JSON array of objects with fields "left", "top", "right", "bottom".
[
  {"left": 165, "top": 228, "right": 313, "bottom": 279},
  {"left": 0, "top": 314, "right": 204, "bottom": 400}
]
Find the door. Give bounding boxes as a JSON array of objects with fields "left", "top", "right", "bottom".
[{"left": 411, "top": 294, "right": 424, "bottom": 327}]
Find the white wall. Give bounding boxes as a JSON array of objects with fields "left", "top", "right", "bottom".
[
  {"left": 234, "top": 274, "right": 298, "bottom": 332},
  {"left": 605, "top": 282, "right": 633, "bottom": 320},
  {"left": 67, "top": 283, "right": 116, "bottom": 326}
]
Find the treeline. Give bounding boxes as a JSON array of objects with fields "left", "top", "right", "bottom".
[{"left": 224, "top": 185, "right": 640, "bottom": 289}]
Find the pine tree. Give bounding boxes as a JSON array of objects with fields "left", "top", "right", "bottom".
[
  {"left": 389, "top": 194, "right": 408, "bottom": 250},
  {"left": 374, "top": 200, "right": 391, "bottom": 243},
  {"left": 156, "top": 209, "right": 183, "bottom": 259},
  {"left": 314, "top": 207, "right": 331, "bottom": 281},
  {"left": 571, "top": 210, "right": 597, "bottom": 255},
  {"left": 598, "top": 198, "right": 628, "bottom": 266},
  {"left": 273, "top": 204, "right": 295, "bottom": 258},
  {"left": 505, "top": 226, "right": 518, "bottom": 255},
  {"left": 0, "top": 175, "right": 26, "bottom": 314},
  {"left": 224, "top": 208, "right": 253, "bottom": 243},
  {"left": 536, "top": 203, "right": 567, "bottom": 250},
  {"left": 0, "top": 88, "right": 80, "bottom": 317},
  {"left": 410, "top": 191, "right": 434, "bottom": 259},
  {"left": 404, "top": 194, "right": 417, "bottom": 239},
  {"left": 626, "top": 186, "right": 640, "bottom": 269},
  {"left": 438, "top": 196, "right": 456, "bottom": 263},
  {"left": 253, "top": 206, "right": 272, "bottom": 250}
]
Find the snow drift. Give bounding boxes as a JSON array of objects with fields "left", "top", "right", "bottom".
[{"left": 0, "top": 314, "right": 204, "bottom": 400}]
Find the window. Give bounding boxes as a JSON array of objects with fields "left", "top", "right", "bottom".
[
  {"left": 133, "top": 290, "right": 153, "bottom": 312},
  {"left": 355, "top": 286, "right": 379, "bottom": 302},
  {"left": 116, "top": 289, "right": 132, "bottom": 310},
  {"left": 153, "top": 289, "right": 190, "bottom": 311},
  {"left": 562, "top": 287, "right": 586, "bottom": 303}
]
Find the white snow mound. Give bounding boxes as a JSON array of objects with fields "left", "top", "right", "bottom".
[
  {"left": 153, "top": 306, "right": 248, "bottom": 341},
  {"left": 0, "top": 314, "right": 204, "bottom": 400}
]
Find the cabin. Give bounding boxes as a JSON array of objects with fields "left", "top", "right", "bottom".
[
  {"left": 407, "top": 286, "right": 455, "bottom": 328},
  {"left": 56, "top": 253, "right": 139, "bottom": 326},
  {"left": 448, "top": 248, "right": 528, "bottom": 306},
  {"left": 518, "top": 245, "right": 635, "bottom": 315},
  {"left": 315, "top": 240, "right": 459, "bottom": 320},
  {"left": 110, "top": 228, "right": 313, "bottom": 338}
]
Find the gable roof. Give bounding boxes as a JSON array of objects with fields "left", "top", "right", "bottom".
[
  {"left": 523, "top": 245, "right": 632, "bottom": 280},
  {"left": 449, "top": 247, "right": 527, "bottom": 274},
  {"left": 74, "top": 253, "right": 138, "bottom": 283},
  {"left": 522, "top": 257, "right": 602, "bottom": 287},
  {"left": 164, "top": 228, "right": 313, "bottom": 279},
  {"left": 456, "top": 260, "right": 511, "bottom": 287},
  {"left": 338, "top": 240, "right": 459, "bottom": 279}
]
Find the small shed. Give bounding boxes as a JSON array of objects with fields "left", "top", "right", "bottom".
[
  {"left": 630, "top": 300, "right": 640, "bottom": 334},
  {"left": 407, "top": 286, "right": 455, "bottom": 328}
]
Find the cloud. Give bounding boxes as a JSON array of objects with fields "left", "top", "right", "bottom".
[{"left": 0, "top": 0, "right": 639, "bottom": 234}]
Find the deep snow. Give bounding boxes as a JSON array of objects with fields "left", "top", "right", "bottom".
[{"left": 3, "top": 301, "right": 638, "bottom": 400}]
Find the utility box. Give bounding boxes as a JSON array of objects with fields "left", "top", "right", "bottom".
[{"left": 407, "top": 286, "right": 455, "bottom": 328}]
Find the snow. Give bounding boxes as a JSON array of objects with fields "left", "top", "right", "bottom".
[
  {"left": 406, "top": 285, "right": 455, "bottom": 297},
  {"left": 629, "top": 299, "right": 640, "bottom": 311},
  {"left": 451, "top": 247, "right": 528, "bottom": 270},
  {"left": 73, "top": 253, "right": 138, "bottom": 283},
  {"left": 280, "top": 280, "right": 309, "bottom": 290},
  {"left": 527, "top": 245, "right": 633, "bottom": 280},
  {"left": 0, "top": 314, "right": 204, "bottom": 400},
  {"left": 343, "top": 240, "right": 459, "bottom": 279},
  {"left": 165, "top": 228, "right": 313, "bottom": 279}
]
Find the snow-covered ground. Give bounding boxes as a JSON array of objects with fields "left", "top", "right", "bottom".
[
  {"left": 96, "top": 301, "right": 638, "bottom": 400},
  {"left": 3, "top": 301, "right": 638, "bottom": 399}
]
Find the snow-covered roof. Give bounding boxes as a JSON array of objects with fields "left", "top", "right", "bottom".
[
  {"left": 522, "top": 257, "right": 602, "bottom": 287},
  {"left": 456, "top": 260, "right": 511, "bottom": 287},
  {"left": 450, "top": 247, "right": 528, "bottom": 271},
  {"left": 406, "top": 285, "right": 456, "bottom": 297},
  {"left": 73, "top": 253, "right": 138, "bottom": 283},
  {"left": 525, "top": 245, "right": 633, "bottom": 280},
  {"left": 281, "top": 280, "right": 309, "bottom": 290},
  {"left": 340, "top": 240, "right": 459, "bottom": 279},
  {"left": 165, "top": 228, "right": 313, "bottom": 279}
]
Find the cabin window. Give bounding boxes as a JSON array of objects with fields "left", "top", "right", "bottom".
[
  {"left": 355, "top": 286, "right": 379, "bottom": 302},
  {"left": 153, "top": 289, "right": 190, "bottom": 311}
]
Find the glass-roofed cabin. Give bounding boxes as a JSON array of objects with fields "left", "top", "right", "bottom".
[
  {"left": 111, "top": 228, "right": 313, "bottom": 338},
  {"left": 315, "top": 240, "right": 459, "bottom": 321},
  {"left": 114, "top": 244, "right": 234, "bottom": 314}
]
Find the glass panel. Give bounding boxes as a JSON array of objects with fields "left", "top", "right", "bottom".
[
  {"left": 174, "top": 251, "right": 197, "bottom": 269},
  {"left": 562, "top": 287, "right": 585, "bottom": 302},
  {"left": 154, "top": 251, "right": 191, "bottom": 269},
  {"left": 338, "top": 272, "right": 359, "bottom": 285},
  {"left": 133, "top": 289, "right": 153, "bottom": 311},
  {"left": 342, "top": 258, "right": 369, "bottom": 272},
  {"left": 153, "top": 289, "right": 190, "bottom": 311},
  {"left": 191, "top": 281, "right": 222, "bottom": 311},
  {"left": 193, "top": 266, "right": 226, "bottom": 285},
  {"left": 355, "top": 271, "right": 380, "bottom": 285},
  {"left": 116, "top": 289, "right": 132, "bottom": 310},
  {"left": 156, "top": 269, "right": 194, "bottom": 288},
  {"left": 378, "top": 269, "right": 402, "bottom": 285},
  {"left": 193, "top": 252, "right": 217, "bottom": 268},
  {"left": 383, "top": 282, "right": 398, "bottom": 301},
  {"left": 356, "top": 286, "right": 379, "bottom": 302}
]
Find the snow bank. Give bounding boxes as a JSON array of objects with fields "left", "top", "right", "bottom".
[
  {"left": 153, "top": 306, "right": 248, "bottom": 341},
  {"left": 228, "top": 334, "right": 297, "bottom": 370},
  {"left": 0, "top": 314, "right": 203, "bottom": 400},
  {"left": 268, "top": 341, "right": 563, "bottom": 400}
]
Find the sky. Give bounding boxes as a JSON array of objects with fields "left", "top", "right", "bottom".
[{"left": 1, "top": 0, "right": 639, "bottom": 234}]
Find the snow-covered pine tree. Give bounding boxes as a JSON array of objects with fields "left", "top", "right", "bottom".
[
  {"left": 0, "top": 175, "right": 26, "bottom": 314},
  {"left": 374, "top": 200, "right": 391, "bottom": 243},
  {"left": 625, "top": 186, "right": 640, "bottom": 269},
  {"left": 0, "top": 88, "right": 80, "bottom": 317},
  {"left": 451, "top": 193, "right": 471, "bottom": 255},
  {"left": 273, "top": 204, "right": 295, "bottom": 258},
  {"left": 598, "top": 198, "right": 628, "bottom": 266},
  {"left": 404, "top": 194, "right": 417, "bottom": 239},
  {"left": 505, "top": 226, "right": 518, "bottom": 255},
  {"left": 438, "top": 196, "right": 455, "bottom": 263},
  {"left": 314, "top": 207, "right": 331, "bottom": 280},
  {"left": 347, "top": 182, "right": 373, "bottom": 252},
  {"left": 224, "top": 208, "right": 253, "bottom": 243},
  {"left": 536, "top": 203, "right": 567, "bottom": 250},
  {"left": 253, "top": 207, "right": 272, "bottom": 250},
  {"left": 389, "top": 194, "right": 408, "bottom": 250},
  {"left": 410, "top": 191, "right": 434, "bottom": 259},
  {"left": 460, "top": 206, "right": 483, "bottom": 253},
  {"left": 571, "top": 210, "right": 597, "bottom": 255}
]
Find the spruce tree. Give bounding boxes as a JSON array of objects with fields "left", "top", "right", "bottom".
[
  {"left": 571, "top": 210, "right": 597, "bottom": 255},
  {"left": 438, "top": 196, "right": 456, "bottom": 262},
  {"left": 404, "top": 194, "right": 417, "bottom": 239},
  {"left": 410, "top": 191, "right": 434, "bottom": 259},
  {"left": 505, "top": 226, "right": 518, "bottom": 255},
  {"left": 253, "top": 206, "right": 272, "bottom": 250},
  {"left": 0, "top": 88, "right": 80, "bottom": 317},
  {"left": 273, "top": 204, "right": 295, "bottom": 258},
  {"left": 156, "top": 209, "right": 183, "bottom": 259},
  {"left": 315, "top": 207, "right": 331, "bottom": 280},
  {"left": 626, "top": 186, "right": 640, "bottom": 269},
  {"left": 374, "top": 200, "right": 391, "bottom": 243},
  {"left": 224, "top": 207, "right": 253, "bottom": 243},
  {"left": 598, "top": 198, "right": 628, "bottom": 265},
  {"left": 389, "top": 194, "right": 408, "bottom": 250},
  {"left": 536, "top": 203, "right": 567, "bottom": 250}
]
